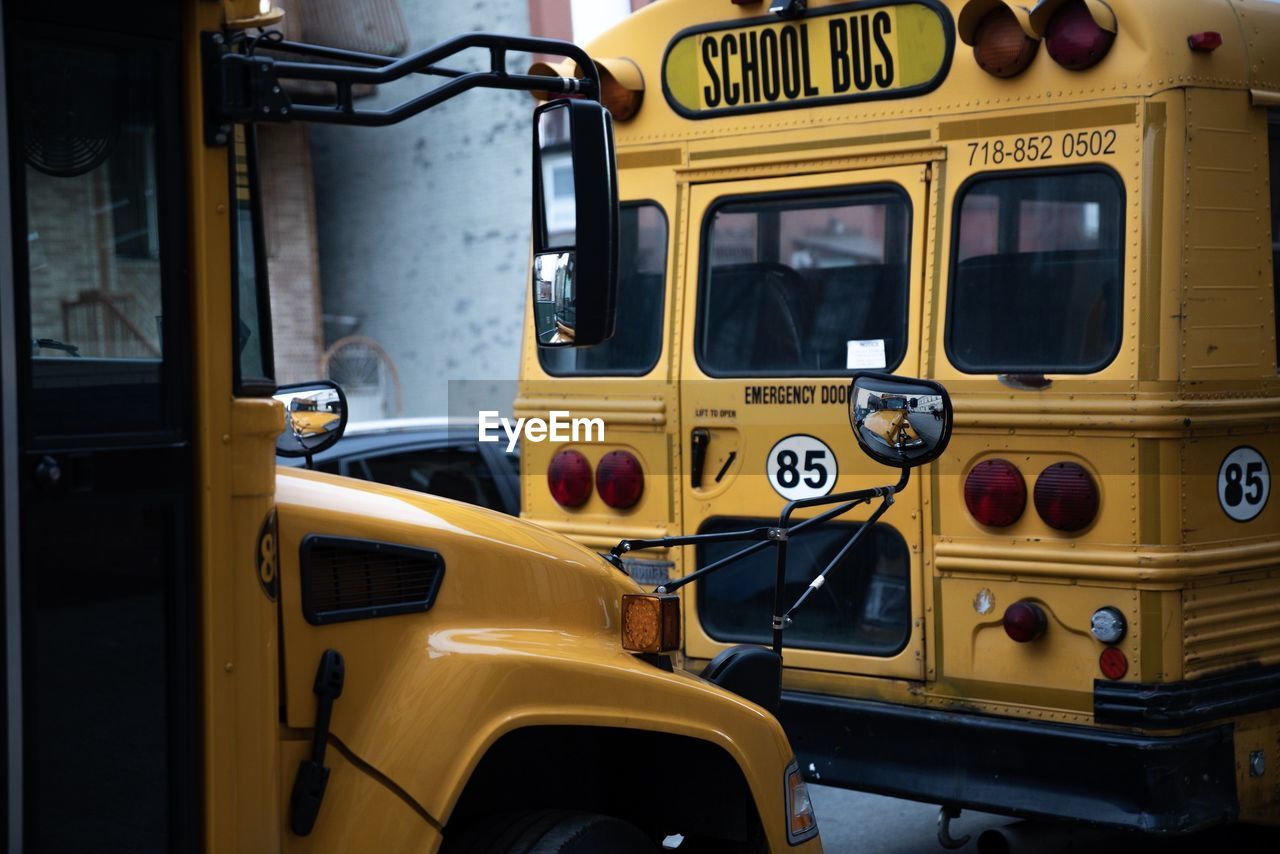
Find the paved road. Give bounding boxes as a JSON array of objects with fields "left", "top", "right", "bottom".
[{"left": 809, "top": 785, "right": 1280, "bottom": 854}]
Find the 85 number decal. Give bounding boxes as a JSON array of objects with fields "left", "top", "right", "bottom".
[
  {"left": 1218, "top": 446, "right": 1270, "bottom": 522},
  {"left": 767, "top": 435, "right": 838, "bottom": 501}
]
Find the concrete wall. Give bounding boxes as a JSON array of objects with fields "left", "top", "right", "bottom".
[{"left": 310, "top": 0, "right": 535, "bottom": 420}]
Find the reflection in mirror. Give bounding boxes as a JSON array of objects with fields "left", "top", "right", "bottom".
[
  {"left": 275, "top": 382, "right": 347, "bottom": 458},
  {"left": 533, "top": 251, "right": 576, "bottom": 345},
  {"left": 537, "top": 103, "right": 575, "bottom": 247},
  {"left": 849, "top": 373, "right": 952, "bottom": 468},
  {"left": 529, "top": 97, "right": 617, "bottom": 348}
]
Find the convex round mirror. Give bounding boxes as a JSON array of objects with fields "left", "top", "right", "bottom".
[
  {"left": 849, "top": 372, "right": 952, "bottom": 468},
  {"left": 275, "top": 381, "right": 348, "bottom": 458}
]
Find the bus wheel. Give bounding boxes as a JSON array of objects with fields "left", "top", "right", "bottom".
[{"left": 442, "top": 810, "right": 656, "bottom": 853}]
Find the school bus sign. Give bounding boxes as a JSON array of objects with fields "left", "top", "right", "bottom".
[{"left": 662, "top": 1, "right": 953, "bottom": 118}]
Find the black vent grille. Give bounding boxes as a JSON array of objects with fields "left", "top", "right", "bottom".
[{"left": 300, "top": 536, "right": 444, "bottom": 625}]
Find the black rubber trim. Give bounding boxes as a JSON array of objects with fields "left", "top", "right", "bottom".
[
  {"left": 779, "top": 691, "right": 1238, "bottom": 833},
  {"left": 1094, "top": 662, "right": 1280, "bottom": 729}
]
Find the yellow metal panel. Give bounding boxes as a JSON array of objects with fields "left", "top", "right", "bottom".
[
  {"left": 937, "top": 577, "right": 1140, "bottom": 708},
  {"left": 1180, "top": 88, "right": 1272, "bottom": 381},
  {"left": 274, "top": 469, "right": 812, "bottom": 853},
  {"left": 279, "top": 738, "right": 444, "bottom": 854},
  {"left": 1183, "top": 570, "right": 1280, "bottom": 678}
]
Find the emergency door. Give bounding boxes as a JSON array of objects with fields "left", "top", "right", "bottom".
[{"left": 679, "top": 163, "right": 933, "bottom": 682}]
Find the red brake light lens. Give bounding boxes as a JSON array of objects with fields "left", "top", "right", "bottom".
[
  {"left": 1045, "top": 0, "right": 1115, "bottom": 70},
  {"left": 964, "top": 459, "right": 1027, "bottom": 527},
  {"left": 1034, "top": 462, "right": 1099, "bottom": 532},
  {"left": 548, "top": 449, "right": 592, "bottom": 508},
  {"left": 596, "top": 450, "right": 644, "bottom": 509},
  {"left": 1003, "top": 600, "right": 1047, "bottom": 643},
  {"left": 973, "top": 6, "right": 1039, "bottom": 78},
  {"left": 1099, "top": 647, "right": 1128, "bottom": 680}
]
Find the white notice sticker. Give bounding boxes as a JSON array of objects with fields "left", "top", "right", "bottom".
[{"left": 846, "top": 339, "right": 887, "bottom": 370}]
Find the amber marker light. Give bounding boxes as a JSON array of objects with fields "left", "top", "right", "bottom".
[
  {"left": 621, "top": 593, "right": 680, "bottom": 654},
  {"left": 786, "top": 763, "right": 819, "bottom": 843},
  {"left": 973, "top": 6, "right": 1040, "bottom": 78}
]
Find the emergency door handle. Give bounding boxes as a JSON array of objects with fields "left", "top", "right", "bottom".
[{"left": 690, "top": 429, "right": 710, "bottom": 489}]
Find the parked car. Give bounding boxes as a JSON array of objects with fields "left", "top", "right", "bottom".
[{"left": 281, "top": 417, "right": 520, "bottom": 515}]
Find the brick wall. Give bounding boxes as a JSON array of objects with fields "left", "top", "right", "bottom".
[{"left": 259, "top": 125, "right": 325, "bottom": 384}]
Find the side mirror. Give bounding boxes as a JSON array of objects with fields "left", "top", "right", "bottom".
[
  {"left": 275, "top": 380, "right": 348, "bottom": 460},
  {"left": 531, "top": 98, "right": 618, "bottom": 348},
  {"left": 849, "top": 372, "right": 952, "bottom": 468}
]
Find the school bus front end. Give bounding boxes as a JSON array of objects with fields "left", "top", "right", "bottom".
[
  {"left": 519, "top": 0, "right": 1280, "bottom": 832},
  {"left": 2, "top": 0, "right": 824, "bottom": 851}
]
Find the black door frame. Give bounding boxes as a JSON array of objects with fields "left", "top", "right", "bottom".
[{"left": 1, "top": 3, "right": 198, "bottom": 851}]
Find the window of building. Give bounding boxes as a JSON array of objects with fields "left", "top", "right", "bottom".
[
  {"left": 696, "top": 187, "right": 912, "bottom": 377},
  {"left": 947, "top": 168, "right": 1125, "bottom": 374}
]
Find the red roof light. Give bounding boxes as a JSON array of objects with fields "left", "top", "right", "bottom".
[{"left": 1045, "top": 0, "right": 1115, "bottom": 70}]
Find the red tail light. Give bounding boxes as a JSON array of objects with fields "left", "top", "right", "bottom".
[
  {"left": 1045, "top": 0, "right": 1115, "bottom": 70},
  {"left": 596, "top": 450, "right": 644, "bottom": 509},
  {"left": 1003, "top": 600, "right": 1047, "bottom": 643},
  {"left": 964, "top": 459, "right": 1027, "bottom": 527},
  {"left": 1034, "top": 462, "right": 1099, "bottom": 532},
  {"left": 548, "top": 449, "right": 592, "bottom": 508},
  {"left": 973, "top": 6, "right": 1039, "bottom": 78},
  {"left": 1187, "top": 31, "right": 1222, "bottom": 53}
]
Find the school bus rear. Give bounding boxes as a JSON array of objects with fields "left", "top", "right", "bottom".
[{"left": 519, "top": 0, "right": 1280, "bottom": 831}]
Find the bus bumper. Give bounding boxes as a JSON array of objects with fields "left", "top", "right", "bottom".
[{"left": 780, "top": 691, "right": 1238, "bottom": 833}]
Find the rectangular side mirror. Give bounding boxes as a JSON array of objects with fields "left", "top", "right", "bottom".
[{"left": 531, "top": 99, "right": 618, "bottom": 347}]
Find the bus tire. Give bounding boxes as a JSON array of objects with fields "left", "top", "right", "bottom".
[{"left": 442, "top": 809, "right": 657, "bottom": 853}]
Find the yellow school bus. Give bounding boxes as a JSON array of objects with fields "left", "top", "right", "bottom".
[
  {"left": 2, "top": 1, "right": 825, "bottom": 851},
  {"left": 520, "top": 0, "right": 1280, "bottom": 834}
]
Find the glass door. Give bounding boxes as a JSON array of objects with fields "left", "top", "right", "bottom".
[{"left": 5, "top": 5, "right": 196, "bottom": 850}]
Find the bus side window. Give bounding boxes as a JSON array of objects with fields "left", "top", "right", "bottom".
[
  {"left": 1269, "top": 109, "right": 1280, "bottom": 372},
  {"left": 539, "top": 202, "right": 668, "bottom": 376},
  {"left": 946, "top": 168, "right": 1125, "bottom": 375}
]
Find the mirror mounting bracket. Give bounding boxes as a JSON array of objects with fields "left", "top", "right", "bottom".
[{"left": 202, "top": 29, "right": 600, "bottom": 145}]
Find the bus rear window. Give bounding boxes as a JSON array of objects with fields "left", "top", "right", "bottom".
[
  {"left": 947, "top": 169, "right": 1124, "bottom": 374},
  {"left": 697, "top": 518, "right": 911, "bottom": 656},
  {"left": 539, "top": 202, "right": 667, "bottom": 376},
  {"left": 697, "top": 188, "right": 911, "bottom": 376}
]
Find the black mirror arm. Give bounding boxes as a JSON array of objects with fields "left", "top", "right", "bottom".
[
  {"left": 781, "top": 490, "right": 896, "bottom": 627},
  {"left": 613, "top": 481, "right": 897, "bottom": 595},
  {"left": 205, "top": 31, "right": 600, "bottom": 140},
  {"left": 770, "top": 469, "right": 908, "bottom": 655}
]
